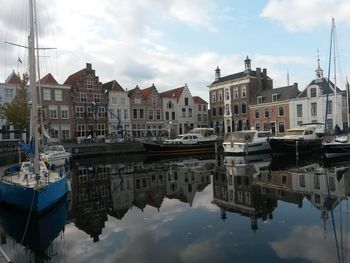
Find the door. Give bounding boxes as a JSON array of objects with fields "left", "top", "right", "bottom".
[{"left": 270, "top": 122, "right": 276, "bottom": 136}]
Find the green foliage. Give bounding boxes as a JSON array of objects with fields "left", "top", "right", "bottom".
[{"left": 0, "top": 73, "right": 30, "bottom": 132}]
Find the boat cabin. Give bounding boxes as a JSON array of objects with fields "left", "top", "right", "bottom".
[{"left": 225, "top": 130, "right": 271, "bottom": 143}]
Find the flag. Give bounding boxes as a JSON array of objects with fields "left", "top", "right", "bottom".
[{"left": 18, "top": 57, "right": 22, "bottom": 64}]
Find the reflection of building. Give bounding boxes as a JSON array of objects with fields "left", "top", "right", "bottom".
[
  {"left": 166, "top": 159, "right": 214, "bottom": 206},
  {"left": 289, "top": 163, "right": 350, "bottom": 220},
  {"left": 71, "top": 163, "right": 112, "bottom": 242}
]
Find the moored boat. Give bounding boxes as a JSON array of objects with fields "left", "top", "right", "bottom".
[
  {"left": 40, "top": 144, "right": 71, "bottom": 166},
  {"left": 223, "top": 129, "right": 271, "bottom": 156},
  {"left": 142, "top": 128, "right": 218, "bottom": 156}
]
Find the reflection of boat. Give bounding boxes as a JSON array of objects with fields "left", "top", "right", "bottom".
[
  {"left": 0, "top": 0, "right": 68, "bottom": 213},
  {"left": 223, "top": 129, "right": 271, "bottom": 155},
  {"left": 224, "top": 155, "right": 271, "bottom": 177},
  {"left": 0, "top": 197, "right": 68, "bottom": 261},
  {"left": 40, "top": 144, "right": 71, "bottom": 166},
  {"left": 268, "top": 124, "right": 323, "bottom": 154},
  {"left": 142, "top": 128, "right": 218, "bottom": 156}
]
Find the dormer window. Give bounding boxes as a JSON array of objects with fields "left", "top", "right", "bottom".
[
  {"left": 272, "top": 94, "right": 278, "bottom": 102},
  {"left": 257, "top": 96, "right": 262, "bottom": 104},
  {"left": 310, "top": 87, "right": 317, "bottom": 98}
]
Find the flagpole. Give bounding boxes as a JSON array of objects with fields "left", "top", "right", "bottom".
[{"left": 346, "top": 78, "right": 350, "bottom": 134}]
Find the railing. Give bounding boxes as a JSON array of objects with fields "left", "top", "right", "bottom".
[{"left": 0, "top": 140, "right": 20, "bottom": 153}]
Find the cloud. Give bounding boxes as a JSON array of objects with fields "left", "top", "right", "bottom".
[
  {"left": 261, "top": 0, "right": 350, "bottom": 32},
  {"left": 271, "top": 225, "right": 350, "bottom": 263}
]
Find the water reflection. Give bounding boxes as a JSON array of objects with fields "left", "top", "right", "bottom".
[
  {"left": 71, "top": 156, "right": 216, "bottom": 243},
  {"left": 0, "top": 196, "right": 68, "bottom": 262},
  {"left": 0, "top": 154, "right": 349, "bottom": 262}
]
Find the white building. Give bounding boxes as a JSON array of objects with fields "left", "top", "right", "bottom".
[
  {"left": 193, "top": 96, "right": 209, "bottom": 127},
  {"left": 289, "top": 61, "right": 347, "bottom": 133},
  {"left": 103, "top": 80, "right": 131, "bottom": 138},
  {"left": 160, "top": 84, "right": 196, "bottom": 135}
]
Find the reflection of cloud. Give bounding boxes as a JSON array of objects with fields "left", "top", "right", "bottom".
[
  {"left": 271, "top": 225, "right": 350, "bottom": 263},
  {"left": 179, "top": 234, "right": 225, "bottom": 263}
]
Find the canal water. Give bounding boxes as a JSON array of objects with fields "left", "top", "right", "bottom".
[{"left": 0, "top": 153, "right": 349, "bottom": 263}]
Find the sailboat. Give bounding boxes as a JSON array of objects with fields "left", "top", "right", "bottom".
[
  {"left": 322, "top": 19, "right": 350, "bottom": 162},
  {"left": 0, "top": 0, "right": 68, "bottom": 213}
]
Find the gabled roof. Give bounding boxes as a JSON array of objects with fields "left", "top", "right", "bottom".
[
  {"left": 5, "top": 71, "right": 21, "bottom": 85},
  {"left": 193, "top": 96, "right": 208, "bottom": 104},
  {"left": 297, "top": 78, "right": 342, "bottom": 98},
  {"left": 102, "top": 80, "right": 125, "bottom": 92},
  {"left": 160, "top": 87, "right": 184, "bottom": 101},
  {"left": 39, "top": 73, "right": 59, "bottom": 85},
  {"left": 64, "top": 69, "right": 84, "bottom": 85},
  {"left": 141, "top": 84, "right": 158, "bottom": 98},
  {"left": 252, "top": 84, "right": 300, "bottom": 104}
]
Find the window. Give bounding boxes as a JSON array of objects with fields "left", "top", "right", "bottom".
[
  {"left": 225, "top": 104, "right": 230, "bottom": 115},
  {"left": 225, "top": 89, "right": 230, "bottom": 100},
  {"left": 241, "top": 102, "right": 247, "bottom": 114},
  {"left": 327, "top": 100, "right": 333, "bottom": 114},
  {"left": 234, "top": 88, "right": 239, "bottom": 99},
  {"left": 61, "top": 124, "right": 70, "bottom": 140},
  {"left": 109, "top": 109, "right": 116, "bottom": 120},
  {"left": 43, "top": 89, "right": 51, "bottom": 101},
  {"left": 80, "top": 93, "right": 87, "bottom": 102},
  {"left": 255, "top": 109, "right": 259, "bottom": 118},
  {"left": 264, "top": 108, "right": 269, "bottom": 118},
  {"left": 49, "top": 105, "right": 58, "bottom": 119},
  {"left": 152, "top": 99, "right": 157, "bottom": 106},
  {"left": 134, "top": 98, "right": 141, "bottom": 104},
  {"left": 97, "top": 124, "right": 105, "bottom": 136},
  {"left": 182, "top": 108, "right": 186, "bottom": 117},
  {"left": 76, "top": 106, "right": 84, "bottom": 118},
  {"left": 218, "top": 107, "right": 223, "bottom": 116},
  {"left": 212, "top": 108, "right": 216, "bottom": 116},
  {"left": 87, "top": 81, "right": 93, "bottom": 89},
  {"left": 279, "top": 122, "right": 285, "bottom": 133},
  {"left": 98, "top": 107, "right": 105, "bottom": 118},
  {"left": 234, "top": 104, "right": 239, "bottom": 115},
  {"left": 218, "top": 91, "right": 223, "bottom": 101},
  {"left": 257, "top": 96, "right": 262, "bottom": 104},
  {"left": 94, "top": 94, "right": 100, "bottom": 103},
  {"left": 314, "top": 174, "right": 320, "bottom": 189},
  {"left": 54, "top": 90, "right": 62, "bottom": 101},
  {"left": 165, "top": 112, "right": 169, "bottom": 120},
  {"left": 211, "top": 92, "right": 217, "bottom": 103},
  {"left": 272, "top": 94, "right": 278, "bottom": 102},
  {"left": 61, "top": 105, "right": 69, "bottom": 119},
  {"left": 255, "top": 123, "right": 261, "bottom": 130},
  {"left": 167, "top": 102, "right": 173, "bottom": 109},
  {"left": 279, "top": 106, "right": 284, "bottom": 117},
  {"left": 185, "top": 97, "right": 189, "bottom": 106},
  {"left": 299, "top": 174, "right": 305, "bottom": 187},
  {"left": 148, "top": 109, "right": 154, "bottom": 120},
  {"left": 133, "top": 109, "right": 137, "bottom": 118},
  {"left": 87, "top": 107, "right": 93, "bottom": 119},
  {"left": 198, "top": 104, "right": 202, "bottom": 111},
  {"left": 188, "top": 108, "right": 192, "bottom": 117},
  {"left": 329, "top": 177, "right": 336, "bottom": 191},
  {"left": 203, "top": 105, "right": 206, "bottom": 111},
  {"left": 241, "top": 86, "right": 246, "bottom": 98},
  {"left": 297, "top": 104, "right": 303, "bottom": 117},
  {"left": 198, "top": 114, "right": 201, "bottom": 121},
  {"left": 310, "top": 87, "right": 317, "bottom": 98},
  {"left": 77, "top": 124, "right": 86, "bottom": 137},
  {"left": 124, "top": 109, "right": 128, "bottom": 119},
  {"left": 121, "top": 98, "right": 126, "bottom": 104},
  {"left": 242, "top": 119, "right": 247, "bottom": 130},
  {"left": 139, "top": 109, "right": 144, "bottom": 118},
  {"left": 156, "top": 109, "right": 161, "bottom": 120},
  {"left": 203, "top": 114, "right": 207, "bottom": 122},
  {"left": 311, "top": 102, "right": 317, "bottom": 117},
  {"left": 111, "top": 96, "right": 117, "bottom": 104},
  {"left": 4, "top": 88, "right": 14, "bottom": 100}
]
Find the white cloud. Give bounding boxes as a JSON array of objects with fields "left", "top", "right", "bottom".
[{"left": 261, "top": 0, "right": 350, "bottom": 32}]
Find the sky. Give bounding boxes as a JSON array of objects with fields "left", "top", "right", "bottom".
[{"left": 1, "top": 0, "right": 350, "bottom": 102}]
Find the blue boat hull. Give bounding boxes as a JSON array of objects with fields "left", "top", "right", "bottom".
[{"left": 0, "top": 176, "right": 68, "bottom": 214}]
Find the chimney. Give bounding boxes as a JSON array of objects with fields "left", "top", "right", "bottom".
[
  {"left": 293, "top": 82, "right": 298, "bottom": 89},
  {"left": 86, "top": 63, "right": 92, "bottom": 70},
  {"left": 215, "top": 66, "right": 221, "bottom": 81},
  {"left": 262, "top": 68, "right": 267, "bottom": 77}
]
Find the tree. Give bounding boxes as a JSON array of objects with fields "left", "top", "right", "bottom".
[{"left": 0, "top": 73, "right": 30, "bottom": 133}]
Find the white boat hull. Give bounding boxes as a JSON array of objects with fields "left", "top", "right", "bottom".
[{"left": 223, "top": 141, "right": 271, "bottom": 155}]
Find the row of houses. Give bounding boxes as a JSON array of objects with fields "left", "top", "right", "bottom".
[
  {"left": 209, "top": 57, "right": 349, "bottom": 136},
  {"left": 0, "top": 63, "right": 209, "bottom": 142}
]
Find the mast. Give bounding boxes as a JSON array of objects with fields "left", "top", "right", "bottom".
[
  {"left": 29, "top": 0, "right": 39, "bottom": 174},
  {"left": 347, "top": 79, "right": 350, "bottom": 133},
  {"left": 332, "top": 18, "right": 338, "bottom": 128}
]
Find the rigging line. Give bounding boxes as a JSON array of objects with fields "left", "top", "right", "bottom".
[
  {"left": 20, "top": 189, "right": 36, "bottom": 246},
  {"left": 325, "top": 170, "right": 341, "bottom": 263}
]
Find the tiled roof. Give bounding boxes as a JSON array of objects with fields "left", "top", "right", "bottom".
[
  {"left": 193, "top": 96, "right": 208, "bottom": 104},
  {"left": 6, "top": 71, "right": 21, "bottom": 84},
  {"left": 102, "top": 80, "right": 125, "bottom": 92},
  {"left": 252, "top": 84, "right": 300, "bottom": 104},
  {"left": 141, "top": 87, "right": 153, "bottom": 97},
  {"left": 63, "top": 69, "right": 84, "bottom": 85},
  {"left": 297, "top": 78, "right": 342, "bottom": 98},
  {"left": 39, "top": 73, "right": 59, "bottom": 85},
  {"left": 160, "top": 87, "right": 184, "bottom": 100}
]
